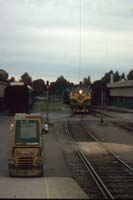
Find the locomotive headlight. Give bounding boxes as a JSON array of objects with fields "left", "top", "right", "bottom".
[
  {"left": 33, "top": 151, "right": 40, "bottom": 156},
  {"left": 8, "top": 159, "right": 16, "bottom": 165},
  {"left": 35, "top": 160, "right": 42, "bottom": 165},
  {"left": 79, "top": 90, "right": 83, "bottom": 94}
]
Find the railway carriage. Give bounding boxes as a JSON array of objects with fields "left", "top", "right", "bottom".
[{"left": 4, "top": 82, "right": 34, "bottom": 114}]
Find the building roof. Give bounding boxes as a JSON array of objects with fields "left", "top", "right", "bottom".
[
  {"left": 10, "top": 82, "right": 33, "bottom": 90},
  {"left": 0, "top": 81, "right": 8, "bottom": 86},
  {"left": 15, "top": 113, "right": 43, "bottom": 121},
  {"left": 107, "top": 80, "right": 133, "bottom": 88}
]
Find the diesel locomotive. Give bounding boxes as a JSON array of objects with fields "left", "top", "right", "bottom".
[{"left": 69, "top": 86, "right": 91, "bottom": 113}]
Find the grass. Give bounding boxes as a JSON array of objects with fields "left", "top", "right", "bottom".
[{"left": 31, "top": 100, "right": 70, "bottom": 113}]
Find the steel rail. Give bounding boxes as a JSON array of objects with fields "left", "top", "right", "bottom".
[
  {"left": 81, "top": 121, "right": 133, "bottom": 174},
  {"left": 64, "top": 120, "right": 114, "bottom": 199},
  {"left": 90, "top": 108, "right": 114, "bottom": 118}
]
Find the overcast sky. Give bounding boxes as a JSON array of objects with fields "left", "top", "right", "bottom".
[{"left": 0, "top": 0, "right": 133, "bottom": 83}]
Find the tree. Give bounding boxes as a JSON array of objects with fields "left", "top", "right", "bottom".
[
  {"left": 8, "top": 76, "right": 15, "bottom": 83},
  {"left": 49, "top": 76, "right": 74, "bottom": 101},
  {"left": 83, "top": 76, "right": 91, "bottom": 86},
  {"left": 0, "top": 69, "right": 8, "bottom": 82},
  {"left": 54, "top": 76, "right": 69, "bottom": 98},
  {"left": 32, "top": 79, "right": 45, "bottom": 96},
  {"left": 120, "top": 72, "right": 126, "bottom": 80},
  {"left": 113, "top": 70, "right": 121, "bottom": 82},
  {"left": 20, "top": 72, "right": 32, "bottom": 85},
  {"left": 101, "top": 70, "right": 113, "bottom": 84},
  {"left": 127, "top": 70, "right": 133, "bottom": 80}
]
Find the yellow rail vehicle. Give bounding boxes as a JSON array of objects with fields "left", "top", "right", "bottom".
[
  {"left": 8, "top": 113, "right": 44, "bottom": 177},
  {"left": 69, "top": 87, "right": 91, "bottom": 113}
]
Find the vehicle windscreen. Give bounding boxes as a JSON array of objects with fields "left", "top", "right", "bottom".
[{"left": 15, "top": 120, "right": 39, "bottom": 145}]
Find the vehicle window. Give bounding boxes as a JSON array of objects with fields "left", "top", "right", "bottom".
[{"left": 15, "top": 120, "right": 39, "bottom": 145}]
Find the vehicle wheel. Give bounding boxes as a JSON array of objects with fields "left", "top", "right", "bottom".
[
  {"left": 39, "top": 166, "right": 43, "bottom": 177},
  {"left": 9, "top": 171, "right": 13, "bottom": 177}
]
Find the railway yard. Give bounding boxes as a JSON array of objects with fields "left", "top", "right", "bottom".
[
  {"left": 0, "top": 0, "right": 133, "bottom": 198},
  {"left": 0, "top": 101, "right": 133, "bottom": 199}
]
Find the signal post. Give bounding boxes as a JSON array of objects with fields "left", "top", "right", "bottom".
[{"left": 46, "top": 81, "right": 49, "bottom": 125}]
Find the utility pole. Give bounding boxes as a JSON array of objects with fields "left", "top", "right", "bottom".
[
  {"left": 46, "top": 81, "right": 49, "bottom": 124},
  {"left": 100, "top": 86, "right": 104, "bottom": 123}
]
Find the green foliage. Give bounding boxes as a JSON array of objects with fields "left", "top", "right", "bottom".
[
  {"left": 101, "top": 70, "right": 122, "bottom": 83},
  {"left": 0, "top": 69, "right": 8, "bottom": 82},
  {"left": 20, "top": 72, "right": 32, "bottom": 85},
  {"left": 49, "top": 75, "right": 74, "bottom": 99},
  {"left": 8, "top": 76, "right": 15, "bottom": 82},
  {"left": 32, "top": 79, "right": 45, "bottom": 96},
  {"left": 113, "top": 70, "right": 121, "bottom": 82},
  {"left": 127, "top": 70, "right": 133, "bottom": 80},
  {"left": 32, "top": 100, "right": 69, "bottom": 112},
  {"left": 121, "top": 72, "right": 126, "bottom": 80},
  {"left": 101, "top": 70, "right": 113, "bottom": 83},
  {"left": 82, "top": 76, "right": 91, "bottom": 86}
]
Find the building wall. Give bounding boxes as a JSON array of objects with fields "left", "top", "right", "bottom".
[
  {"left": 110, "top": 87, "right": 133, "bottom": 97},
  {"left": 112, "top": 96, "right": 133, "bottom": 109},
  {"left": 108, "top": 80, "right": 133, "bottom": 109}
]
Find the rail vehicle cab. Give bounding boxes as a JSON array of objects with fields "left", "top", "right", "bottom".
[
  {"left": 8, "top": 113, "right": 44, "bottom": 177},
  {"left": 69, "top": 86, "right": 91, "bottom": 113}
]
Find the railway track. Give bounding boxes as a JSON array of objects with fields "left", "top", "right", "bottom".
[
  {"left": 90, "top": 108, "right": 133, "bottom": 133},
  {"left": 65, "top": 117, "right": 133, "bottom": 199},
  {"left": 90, "top": 108, "right": 114, "bottom": 118},
  {"left": 64, "top": 121, "right": 112, "bottom": 199}
]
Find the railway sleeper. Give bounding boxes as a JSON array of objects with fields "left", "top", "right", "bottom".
[
  {"left": 115, "top": 194, "right": 133, "bottom": 199},
  {"left": 103, "top": 179, "right": 133, "bottom": 183},
  {"left": 111, "top": 189, "right": 133, "bottom": 194},
  {"left": 99, "top": 176, "right": 133, "bottom": 179},
  {"left": 113, "top": 194, "right": 133, "bottom": 199},
  {"left": 95, "top": 169, "right": 130, "bottom": 172},
  {"left": 88, "top": 159, "right": 120, "bottom": 163},
  {"left": 87, "top": 155, "right": 114, "bottom": 159},
  {"left": 95, "top": 171, "right": 131, "bottom": 174},
  {"left": 107, "top": 184, "right": 133, "bottom": 188},
  {"left": 94, "top": 169, "right": 131, "bottom": 173}
]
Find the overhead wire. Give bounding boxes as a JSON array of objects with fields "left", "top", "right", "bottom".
[{"left": 78, "top": 0, "right": 82, "bottom": 83}]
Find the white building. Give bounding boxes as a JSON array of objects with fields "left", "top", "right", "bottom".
[{"left": 107, "top": 80, "right": 133, "bottom": 109}]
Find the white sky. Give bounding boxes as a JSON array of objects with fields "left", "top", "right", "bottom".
[{"left": 0, "top": 0, "right": 133, "bottom": 83}]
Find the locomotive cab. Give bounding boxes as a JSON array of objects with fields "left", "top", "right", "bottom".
[
  {"left": 8, "top": 113, "right": 44, "bottom": 177},
  {"left": 69, "top": 86, "right": 91, "bottom": 113}
]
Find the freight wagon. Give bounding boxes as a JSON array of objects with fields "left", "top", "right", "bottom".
[{"left": 4, "top": 82, "right": 34, "bottom": 114}]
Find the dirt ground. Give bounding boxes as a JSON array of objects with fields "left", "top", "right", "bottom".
[
  {"left": 33, "top": 101, "right": 133, "bottom": 166},
  {"left": 49, "top": 104, "right": 133, "bottom": 166},
  {"left": 83, "top": 114, "right": 133, "bottom": 165}
]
